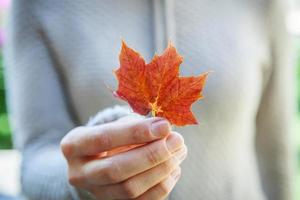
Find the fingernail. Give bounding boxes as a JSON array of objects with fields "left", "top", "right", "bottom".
[
  {"left": 166, "top": 134, "right": 183, "bottom": 153},
  {"left": 151, "top": 119, "right": 170, "bottom": 137}
]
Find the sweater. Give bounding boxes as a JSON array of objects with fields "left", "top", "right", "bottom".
[{"left": 3, "top": 0, "right": 296, "bottom": 200}]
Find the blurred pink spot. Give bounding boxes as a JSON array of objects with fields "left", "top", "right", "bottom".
[
  {"left": 0, "top": 0, "right": 10, "bottom": 9},
  {"left": 0, "top": 0, "right": 9, "bottom": 47},
  {"left": 0, "top": 29, "right": 5, "bottom": 47}
]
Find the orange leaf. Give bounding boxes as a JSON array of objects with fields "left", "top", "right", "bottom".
[{"left": 114, "top": 40, "right": 209, "bottom": 126}]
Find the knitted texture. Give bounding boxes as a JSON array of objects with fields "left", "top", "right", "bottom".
[{"left": 4, "top": 0, "right": 295, "bottom": 200}]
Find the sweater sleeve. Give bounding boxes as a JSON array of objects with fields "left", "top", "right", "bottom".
[
  {"left": 255, "top": 2, "right": 296, "bottom": 200},
  {"left": 4, "top": 1, "right": 92, "bottom": 199},
  {"left": 4, "top": 1, "right": 135, "bottom": 199}
]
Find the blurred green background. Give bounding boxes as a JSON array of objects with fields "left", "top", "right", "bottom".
[
  {"left": 0, "top": 55, "right": 11, "bottom": 149},
  {"left": 294, "top": 39, "right": 300, "bottom": 200}
]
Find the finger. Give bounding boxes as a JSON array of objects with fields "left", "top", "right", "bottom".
[
  {"left": 134, "top": 167, "right": 181, "bottom": 200},
  {"left": 91, "top": 146, "right": 187, "bottom": 199},
  {"left": 83, "top": 132, "right": 184, "bottom": 185},
  {"left": 61, "top": 117, "right": 171, "bottom": 158}
]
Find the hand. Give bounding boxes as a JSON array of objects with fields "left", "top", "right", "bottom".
[{"left": 61, "top": 117, "right": 187, "bottom": 200}]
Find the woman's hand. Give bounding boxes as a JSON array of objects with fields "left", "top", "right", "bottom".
[{"left": 60, "top": 117, "right": 187, "bottom": 200}]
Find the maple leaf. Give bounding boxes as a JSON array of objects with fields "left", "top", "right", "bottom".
[{"left": 114, "top": 40, "right": 209, "bottom": 126}]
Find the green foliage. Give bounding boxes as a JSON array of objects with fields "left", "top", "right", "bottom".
[
  {"left": 297, "top": 45, "right": 300, "bottom": 101},
  {"left": 0, "top": 55, "right": 12, "bottom": 149},
  {"left": 295, "top": 40, "right": 300, "bottom": 199},
  {"left": 296, "top": 116, "right": 300, "bottom": 200}
]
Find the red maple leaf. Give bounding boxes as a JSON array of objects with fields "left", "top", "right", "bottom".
[{"left": 114, "top": 40, "right": 209, "bottom": 126}]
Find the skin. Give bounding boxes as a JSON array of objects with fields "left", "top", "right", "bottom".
[{"left": 60, "top": 117, "right": 187, "bottom": 200}]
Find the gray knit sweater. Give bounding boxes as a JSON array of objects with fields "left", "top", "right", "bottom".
[{"left": 4, "top": 0, "right": 296, "bottom": 200}]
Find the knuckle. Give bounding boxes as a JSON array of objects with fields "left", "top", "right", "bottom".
[
  {"left": 60, "top": 137, "right": 74, "bottom": 158},
  {"left": 121, "top": 180, "right": 140, "bottom": 198},
  {"left": 68, "top": 175, "right": 79, "bottom": 186},
  {"left": 144, "top": 145, "right": 163, "bottom": 165},
  {"left": 60, "top": 126, "right": 85, "bottom": 157},
  {"left": 158, "top": 182, "right": 171, "bottom": 196},
  {"left": 60, "top": 136, "right": 74, "bottom": 158},
  {"left": 68, "top": 170, "right": 84, "bottom": 187},
  {"left": 102, "top": 159, "right": 123, "bottom": 183},
  {"left": 131, "top": 122, "right": 151, "bottom": 142},
  {"left": 161, "top": 160, "right": 176, "bottom": 174},
  {"left": 101, "top": 167, "right": 117, "bottom": 183},
  {"left": 95, "top": 126, "right": 113, "bottom": 149}
]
